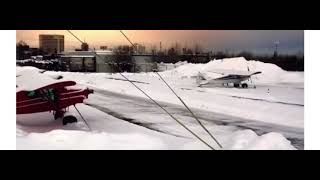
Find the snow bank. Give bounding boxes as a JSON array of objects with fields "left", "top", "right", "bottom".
[
  {"left": 17, "top": 124, "right": 296, "bottom": 150},
  {"left": 16, "top": 66, "right": 64, "bottom": 92},
  {"left": 157, "top": 61, "right": 188, "bottom": 71},
  {"left": 222, "top": 130, "right": 296, "bottom": 150},
  {"left": 16, "top": 66, "right": 39, "bottom": 73},
  {"left": 17, "top": 130, "right": 166, "bottom": 150},
  {"left": 162, "top": 57, "right": 304, "bottom": 84},
  {"left": 181, "top": 129, "right": 296, "bottom": 150}
]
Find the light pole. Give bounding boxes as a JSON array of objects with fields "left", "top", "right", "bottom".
[{"left": 274, "top": 41, "right": 280, "bottom": 57}]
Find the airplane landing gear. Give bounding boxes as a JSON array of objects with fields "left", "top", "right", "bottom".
[
  {"left": 233, "top": 83, "right": 248, "bottom": 88},
  {"left": 62, "top": 115, "right": 78, "bottom": 125},
  {"left": 241, "top": 83, "right": 248, "bottom": 88},
  {"left": 54, "top": 110, "right": 78, "bottom": 125},
  {"left": 54, "top": 110, "right": 65, "bottom": 120}
]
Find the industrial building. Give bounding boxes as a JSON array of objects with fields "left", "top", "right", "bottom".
[
  {"left": 59, "top": 50, "right": 114, "bottom": 72},
  {"left": 59, "top": 50, "right": 156, "bottom": 73},
  {"left": 39, "top": 34, "right": 64, "bottom": 55}
]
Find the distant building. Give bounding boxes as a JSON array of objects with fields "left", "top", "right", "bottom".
[
  {"left": 59, "top": 50, "right": 114, "bottom": 72},
  {"left": 100, "top": 46, "right": 108, "bottom": 50},
  {"left": 16, "top": 41, "right": 31, "bottom": 60},
  {"left": 59, "top": 50, "right": 156, "bottom": 73},
  {"left": 39, "top": 34, "right": 64, "bottom": 55},
  {"left": 59, "top": 51, "right": 96, "bottom": 72},
  {"left": 132, "top": 55, "right": 156, "bottom": 72},
  {"left": 81, "top": 43, "right": 89, "bottom": 51},
  {"left": 75, "top": 42, "right": 89, "bottom": 51},
  {"left": 133, "top": 43, "right": 146, "bottom": 54}
]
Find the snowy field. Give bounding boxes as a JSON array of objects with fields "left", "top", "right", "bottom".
[{"left": 16, "top": 57, "right": 304, "bottom": 150}]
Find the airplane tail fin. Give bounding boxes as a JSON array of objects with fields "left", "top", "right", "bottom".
[{"left": 196, "top": 72, "right": 206, "bottom": 85}]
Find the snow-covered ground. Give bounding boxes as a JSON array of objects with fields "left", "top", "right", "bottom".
[
  {"left": 16, "top": 57, "right": 303, "bottom": 150},
  {"left": 17, "top": 103, "right": 296, "bottom": 150}
]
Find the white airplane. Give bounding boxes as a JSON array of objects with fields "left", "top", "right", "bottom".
[{"left": 196, "top": 70, "right": 262, "bottom": 88}]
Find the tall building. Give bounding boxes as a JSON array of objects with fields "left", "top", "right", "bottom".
[{"left": 39, "top": 34, "right": 64, "bottom": 55}]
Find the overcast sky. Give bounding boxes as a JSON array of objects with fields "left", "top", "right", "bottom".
[{"left": 16, "top": 30, "right": 304, "bottom": 55}]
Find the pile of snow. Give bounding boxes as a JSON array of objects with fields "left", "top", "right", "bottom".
[
  {"left": 17, "top": 130, "right": 166, "bottom": 150},
  {"left": 16, "top": 67, "right": 66, "bottom": 92},
  {"left": 162, "top": 57, "right": 304, "bottom": 84},
  {"left": 157, "top": 61, "right": 188, "bottom": 71},
  {"left": 222, "top": 130, "right": 296, "bottom": 150},
  {"left": 17, "top": 129, "right": 296, "bottom": 150},
  {"left": 17, "top": 59, "right": 58, "bottom": 65},
  {"left": 182, "top": 129, "right": 296, "bottom": 150},
  {"left": 16, "top": 66, "right": 39, "bottom": 73}
]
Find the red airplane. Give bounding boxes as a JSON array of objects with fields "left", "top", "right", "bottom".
[{"left": 16, "top": 81, "right": 94, "bottom": 125}]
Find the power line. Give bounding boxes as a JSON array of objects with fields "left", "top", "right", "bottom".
[
  {"left": 120, "top": 30, "right": 135, "bottom": 47},
  {"left": 74, "top": 105, "right": 92, "bottom": 131},
  {"left": 67, "top": 30, "right": 216, "bottom": 150},
  {"left": 67, "top": 30, "right": 85, "bottom": 44},
  {"left": 120, "top": 30, "right": 223, "bottom": 149},
  {"left": 154, "top": 71, "right": 223, "bottom": 148},
  {"left": 116, "top": 66, "right": 215, "bottom": 150}
]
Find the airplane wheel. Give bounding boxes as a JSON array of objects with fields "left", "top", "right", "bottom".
[
  {"left": 234, "top": 83, "right": 240, "bottom": 88},
  {"left": 242, "top": 83, "right": 248, "bottom": 88},
  {"left": 54, "top": 110, "right": 65, "bottom": 120},
  {"left": 62, "top": 115, "right": 78, "bottom": 125}
]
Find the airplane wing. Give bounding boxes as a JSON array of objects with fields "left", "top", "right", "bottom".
[
  {"left": 207, "top": 69, "right": 252, "bottom": 76},
  {"left": 250, "top": 71, "right": 262, "bottom": 76},
  {"left": 214, "top": 74, "right": 246, "bottom": 80},
  {"left": 209, "top": 71, "right": 262, "bottom": 84},
  {"left": 214, "top": 71, "right": 262, "bottom": 80}
]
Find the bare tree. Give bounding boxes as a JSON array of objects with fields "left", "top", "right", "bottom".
[{"left": 150, "top": 44, "right": 157, "bottom": 55}]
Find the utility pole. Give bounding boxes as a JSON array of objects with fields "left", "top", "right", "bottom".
[{"left": 274, "top": 41, "right": 280, "bottom": 58}]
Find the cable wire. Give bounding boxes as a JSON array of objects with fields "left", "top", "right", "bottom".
[{"left": 67, "top": 30, "right": 215, "bottom": 150}]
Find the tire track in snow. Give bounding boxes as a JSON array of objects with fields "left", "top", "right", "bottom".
[
  {"left": 85, "top": 87, "right": 304, "bottom": 149},
  {"left": 85, "top": 102, "right": 185, "bottom": 138},
  {"left": 224, "top": 94, "right": 303, "bottom": 107},
  {"left": 180, "top": 88, "right": 303, "bottom": 107}
]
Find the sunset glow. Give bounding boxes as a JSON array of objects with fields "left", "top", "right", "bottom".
[{"left": 16, "top": 30, "right": 304, "bottom": 55}]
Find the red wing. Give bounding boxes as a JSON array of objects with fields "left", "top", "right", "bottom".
[
  {"left": 17, "top": 81, "right": 77, "bottom": 102},
  {"left": 17, "top": 95, "right": 86, "bottom": 114},
  {"left": 16, "top": 87, "right": 94, "bottom": 114}
]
